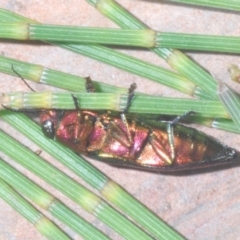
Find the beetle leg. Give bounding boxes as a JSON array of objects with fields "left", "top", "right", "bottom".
[
  {"left": 123, "top": 83, "right": 137, "bottom": 113},
  {"left": 166, "top": 111, "right": 196, "bottom": 161},
  {"left": 166, "top": 123, "right": 175, "bottom": 161},
  {"left": 120, "top": 83, "right": 137, "bottom": 144},
  {"left": 170, "top": 111, "right": 196, "bottom": 125}
]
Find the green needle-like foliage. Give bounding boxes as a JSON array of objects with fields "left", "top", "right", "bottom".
[
  {"left": 187, "top": 116, "right": 240, "bottom": 134},
  {"left": 86, "top": 0, "right": 219, "bottom": 99},
  {"left": 1, "top": 22, "right": 240, "bottom": 55},
  {"left": 0, "top": 8, "right": 207, "bottom": 98},
  {"left": 156, "top": 33, "right": 240, "bottom": 54},
  {"left": 0, "top": 160, "right": 110, "bottom": 240},
  {"left": 0, "top": 22, "right": 240, "bottom": 53},
  {"left": 218, "top": 83, "right": 240, "bottom": 131},
  {"left": 0, "top": 22, "right": 156, "bottom": 47},
  {"left": 0, "top": 177, "right": 71, "bottom": 240}
]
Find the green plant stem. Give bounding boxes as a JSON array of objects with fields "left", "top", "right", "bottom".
[
  {"left": 0, "top": 160, "right": 110, "bottom": 240},
  {"left": 0, "top": 128, "right": 153, "bottom": 240},
  {"left": 0, "top": 91, "right": 229, "bottom": 118},
  {"left": 0, "top": 55, "right": 127, "bottom": 93},
  {"left": 1, "top": 22, "right": 240, "bottom": 55},
  {"left": 0, "top": 92, "right": 126, "bottom": 111},
  {"left": 0, "top": 8, "right": 208, "bottom": 98},
  {"left": 0, "top": 177, "right": 70, "bottom": 240},
  {"left": 217, "top": 83, "right": 240, "bottom": 131},
  {"left": 156, "top": 32, "right": 240, "bottom": 54},
  {"left": 0, "top": 110, "right": 184, "bottom": 240},
  {"left": 167, "top": 0, "right": 240, "bottom": 11},
  {"left": 211, "top": 118, "right": 240, "bottom": 133},
  {"left": 86, "top": 0, "right": 219, "bottom": 99},
  {"left": 0, "top": 22, "right": 156, "bottom": 47}
]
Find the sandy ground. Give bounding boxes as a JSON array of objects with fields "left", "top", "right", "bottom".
[{"left": 0, "top": 0, "right": 240, "bottom": 239}]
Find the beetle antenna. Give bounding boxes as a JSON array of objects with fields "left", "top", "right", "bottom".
[{"left": 11, "top": 64, "right": 35, "bottom": 92}]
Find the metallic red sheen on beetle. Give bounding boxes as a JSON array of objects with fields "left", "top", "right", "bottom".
[{"left": 40, "top": 109, "right": 237, "bottom": 171}]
